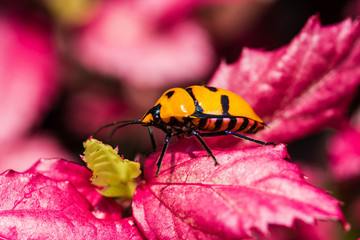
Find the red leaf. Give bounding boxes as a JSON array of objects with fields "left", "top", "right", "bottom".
[
  {"left": 132, "top": 138, "right": 347, "bottom": 239},
  {"left": 208, "top": 16, "right": 360, "bottom": 146},
  {"left": 75, "top": 0, "right": 215, "bottom": 88},
  {"left": 0, "top": 134, "right": 74, "bottom": 173},
  {"left": 0, "top": 163, "right": 143, "bottom": 239},
  {"left": 0, "top": 13, "right": 58, "bottom": 143},
  {"left": 63, "top": 91, "right": 131, "bottom": 137},
  {"left": 27, "top": 158, "right": 123, "bottom": 220},
  {"left": 327, "top": 127, "right": 360, "bottom": 181}
]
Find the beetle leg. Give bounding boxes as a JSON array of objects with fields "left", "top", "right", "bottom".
[
  {"left": 227, "top": 131, "right": 276, "bottom": 145},
  {"left": 155, "top": 132, "right": 172, "bottom": 177},
  {"left": 147, "top": 126, "right": 157, "bottom": 152},
  {"left": 199, "top": 131, "right": 277, "bottom": 146},
  {"left": 192, "top": 131, "right": 219, "bottom": 165}
]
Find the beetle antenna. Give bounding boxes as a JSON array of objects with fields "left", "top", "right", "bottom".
[
  {"left": 93, "top": 119, "right": 142, "bottom": 137},
  {"left": 108, "top": 120, "right": 144, "bottom": 140}
]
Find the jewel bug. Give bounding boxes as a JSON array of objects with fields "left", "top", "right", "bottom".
[{"left": 96, "top": 85, "right": 276, "bottom": 176}]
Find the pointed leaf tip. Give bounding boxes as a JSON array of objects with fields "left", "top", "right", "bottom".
[
  {"left": 0, "top": 168, "right": 143, "bottom": 239},
  {"left": 133, "top": 138, "right": 347, "bottom": 239},
  {"left": 208, "top": 16, "right": 360, "bottom": 146}
]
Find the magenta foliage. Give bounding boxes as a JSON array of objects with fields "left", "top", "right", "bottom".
[
  {"left": 328, "top": 127, "right": 360, "bottom": 181},
  {"left": 75, "top": 0, "right": 215, "bottom": 88},
  {"left": 1, "top": 134, "right": 73, "bottom": 172},
  {"left": 0, "top": 13, "right": 58, "bottom": 143},
  {"left": 0, "top": 13, "right": 72, "bottom": 172},
  {"left": 26, "top": 158, "right": 123, "bottom": 220},
  {"left": 0, "top": 159, "right": 143, "bottom": 239},
  {"left": 208, "top": 16, "right": 360, "bottom": 146},
  {"left": 132, "top": 138, "right": 347, "bottom": 239},
  {"left": 0, "top": 14, "right": 357, "bottom": 239}
]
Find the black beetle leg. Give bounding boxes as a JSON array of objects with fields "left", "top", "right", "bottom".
[
  {"left": 199, "top": 131, "right": 277, "bottom": 146},
  {"left": 147, "top": 126, "right": 157, "bottom": 152},
  {"left": 155, "top": 132, "right": 172, "bottom": 177},
  {"left": 192, "top": 131, "right": 218, "bottom": 165}
]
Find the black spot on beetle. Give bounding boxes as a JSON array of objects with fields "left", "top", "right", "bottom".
[
  {"left": 186, "top": 87, "right": 203, "bottom": 113},
  {"left": 205, "top": 86, "right": 218, "bottom": 92},
  {"left": 221, "top": 95, "right": 229, "bottom": 115},
  {"left": 165, "top": 90, "right": 175, "bottom": 98}
]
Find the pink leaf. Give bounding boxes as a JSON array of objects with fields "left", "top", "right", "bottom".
[
  {"left": 132, "top": 138, "right": 347, "bottom": 239},
  {"left": 327, "top": 127, "right": 360, "bottom": 181},
  {"left": 63, "top": 91, "right": 131, "bottom": 137},
  {"left": 74, "top": 0, "right": 215, "bottom": 88},
  {"left": 208, "top": 16, "right": 360, "bottom": 145},
  {"left": 0, "top": 171, "right": 127, "bottom": 238},
  {"left": 0, "top": 163, "right": 143, "bottom": 239},
  {"left": 27, "top": 158, "right": 123, "bottom": 220},
  {"left": 0, "top": 13, "right": 58, "bottom": 143},
  {"left": 131, "top": 0, "right": 249, "bottom": 23},
  {"left": 0, "top": 134, "right": 74, "bottom": 173}
]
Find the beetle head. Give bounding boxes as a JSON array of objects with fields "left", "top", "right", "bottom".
[{"left": 141, "top": 104, "right": 161, "bottom": 126}]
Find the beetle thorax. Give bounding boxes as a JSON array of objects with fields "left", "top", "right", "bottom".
[
  {"left": 141, "top": 104, "right": 198, "bottom": 134},
  {"left": 141, "top": 104, "right": 162, "bottom": 126}
]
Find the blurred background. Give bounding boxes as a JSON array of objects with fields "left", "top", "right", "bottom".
[{"left": 0, "top": 0, "right": 359, "bottom": 239}]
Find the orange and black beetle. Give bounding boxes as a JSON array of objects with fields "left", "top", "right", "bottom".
[{"left": 96, "top": 85, "right": 275, "bottom": 176}]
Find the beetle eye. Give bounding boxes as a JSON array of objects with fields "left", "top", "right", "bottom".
[{"left": 152, "top": 113, "right": 160, "bottom": 122}]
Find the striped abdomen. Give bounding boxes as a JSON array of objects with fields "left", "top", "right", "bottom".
[{"left": 196, "top": 117, "right": 264, "bottom": 133}]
